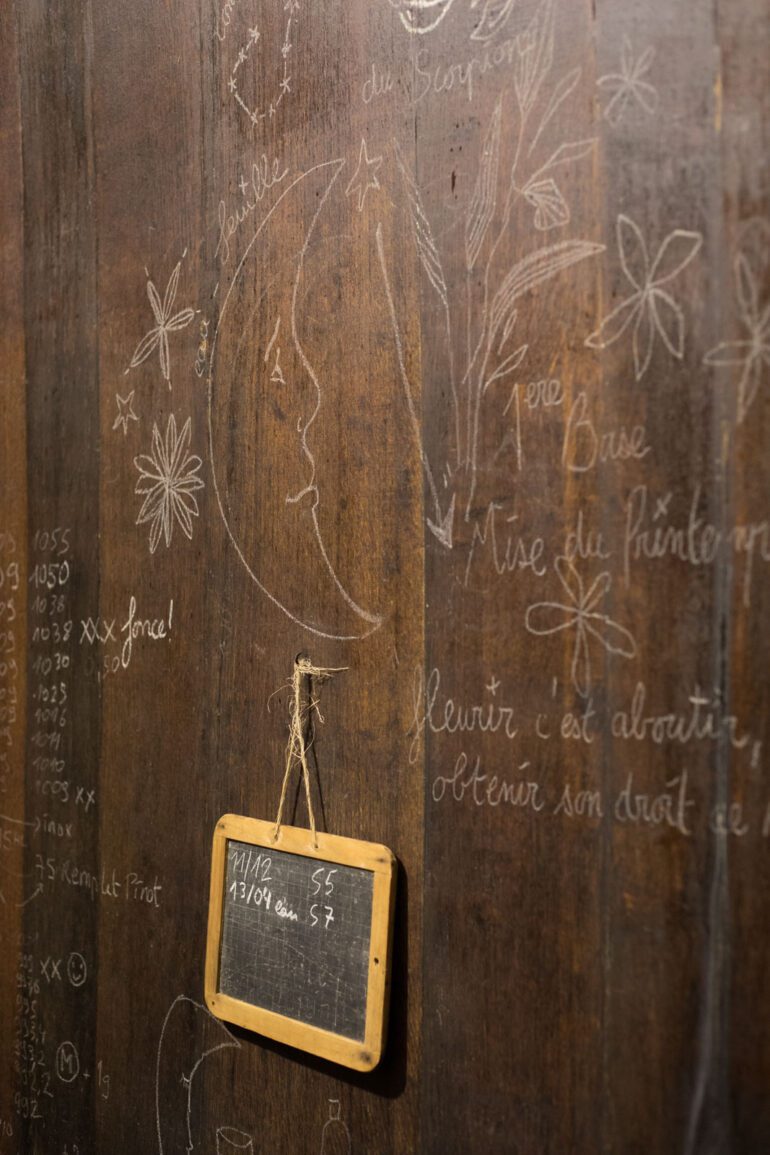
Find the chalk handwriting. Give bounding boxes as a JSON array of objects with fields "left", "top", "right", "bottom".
[
  {"left": 562, "top": 390, "right": 650, "bottom": 474},
  {"left": 611, "top": 680, "right": 760, "bottom": 762},
  {"left": 464, "top": 502, "right": 547, "bottom": 587},
  {"left": 362, "top": 61, "right": 393, "bottom": 104},
  {"left": 564, "top": 511, "right": 611, "bottom": 563},
  {"left": 409, "top": 665, "right": 518, "bottom": 764},
  {"left": 413, "top": 36, "right": 520, "bottom": 105},
  {"left": 623, "top": 483, "right": 770, "bottom": 608},
  {"left": 214, "top": 0, "right": 245, "bottom": 43},
  {"left": 34, "top": 853, "right": 164, "bottom": 907},
  {"left": 214, "top": 155, "right": 290, "bottom": 264},
  {"left": 120, "top": 595, "right": 173, "bottom": 669},
  {"left": 433, "top": 760, "right": 754, "bottom": 844},
  {"left": 432, "top": 751, "right": 545, "bottom": 810},
  {"left": 614, "top": 771, "right": 694, "bottom": 837}
]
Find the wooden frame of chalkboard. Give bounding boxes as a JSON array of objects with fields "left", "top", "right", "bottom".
[{"left": 205, "top": 814, "right": 396, "bottom": 1071}]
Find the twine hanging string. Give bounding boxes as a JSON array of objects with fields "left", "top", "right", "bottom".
[{"left": 272, "top": 656, "right": 346, "bottom": 848}]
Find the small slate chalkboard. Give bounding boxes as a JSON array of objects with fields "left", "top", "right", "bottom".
[{"left": 205, "top": 815, "right": 396, "bottom": 1071}]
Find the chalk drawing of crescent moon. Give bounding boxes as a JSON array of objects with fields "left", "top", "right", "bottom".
[{"left": 208, "top": 161, "right": 383, "bottom": 641}]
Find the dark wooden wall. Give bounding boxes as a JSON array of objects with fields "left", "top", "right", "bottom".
[{"left": 2, "top": 1, "right": 769, "bottom": 1151}]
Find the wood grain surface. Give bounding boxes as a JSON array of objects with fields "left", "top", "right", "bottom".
[{"left": 1, "top": 1, "right": 769, "bottom": 1151}]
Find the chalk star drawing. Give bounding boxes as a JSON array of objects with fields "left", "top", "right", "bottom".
[
  {"left": 586, "top": 214, "right": 702, "bottom": 380},
  {"left": 704, "top": 223, "right": 770, "bottom": 423},
  {"left": 126, "top": 255, "right": 195, "bottom": 386},
  {"left": 229, "top": 2, "right": 296, "bottom": 129},
  {"left": 598, "top": 37, "right": 658, "bottom": 127},
  {"left": 345, "top": 139, "right": 383, "bottom": 213},
  {"left": 112, "top": 390, "right": 138, "bottom": 436},
  {"left": 208, "top": 160, "right": 383, "bottom": 641},
  {"left": 525, "top": 557, "right": 637, "bottom": 698},
  {"left": 134, "top": 413, "right": 204, "bottom": 553}
]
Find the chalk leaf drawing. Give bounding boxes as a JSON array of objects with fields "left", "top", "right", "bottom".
[
  {"left": 156, "top": 995, "right": 241, "bottom": 1155},
  {"left": 385, "top": 1, "right": 602, "bottom": 534},
  {"left": 525, "top": 557, "right": 637, "bottom": 698},
  {"left": 465, "top": 95, "right": 503, "bottom": 269},
  {"left": 127, "top": 256, "right": 195, "bottom": 386},
  {"left": 134, "top": 413, "right": 204, "bottom": 554},
  {"left": 345, "top": 138, "right": 383, "bottom": 212},
  {"left": 208, "top": 160, "right": 383, "bottom": 640},
  {"left": 586, "top": 215, "right": 703, "bottom": 380},
  {"left": 376, "top": 221, "right": 456, "bottom": 549},
  {"left": 598, "top": 37, "right": 658, "bottom": 127},
  {"left": 389, "top": 0, "right": 458, "bottom": 36},
  {"left": 704, "top": 237, "right": 770, "bottom": 423},
  {"left": 470, "top": 0, "right": 518, "bottom": 42},
  {"left": 229, "top": 3, "right": 296, "bottom": 128},
  {"left": 113, "top": 390, "right": 139, "bottom": 436},
  {"left": 216, "top": 1127, "right": 254, "bottom": 1153}
]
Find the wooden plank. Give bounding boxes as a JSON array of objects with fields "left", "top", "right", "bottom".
[
  {"left": 0, "top": 1, "right": 28, "bottom": 1145},
  {"left": 592, "top": 3, "right": 724, "bottom": 1151},
  {"left": 715, "top": 2, "right": 770, "bottom": 1152},
  {"left": 418, "top": 3, "right": 608, "bottom": 1150},
  {"left": 14, "top": 1, "right": 101, "bottom": 1151}
]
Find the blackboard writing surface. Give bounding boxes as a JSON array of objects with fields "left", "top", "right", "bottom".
[
  {"left": 205, "top": 815, "right": 396, "bottom": 1071},
  {"left": 219, "top": 838, "right": 373, "bottom": 1040}
]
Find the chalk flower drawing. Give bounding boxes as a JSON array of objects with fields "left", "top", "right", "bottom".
[
  {"left": 704, "top": 249, "right": 770, "bottom": 423},
  {"left": 525, "top": 557, "right": 637, "bottom": 697},
  {"left": 127, "top": 258, "right": 195, "bottom": 385},
  {"left": 586, "top": 215, "right": 703, "bottom": 380},
  {"left": 597, "top": 37, "right": 658, "bottom": 127},
  {"left": 134, "top": 414, "right": 204, "bottom": 553}
]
